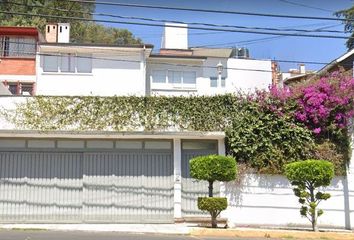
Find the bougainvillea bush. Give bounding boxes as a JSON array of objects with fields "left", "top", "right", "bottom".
[{"left": 2, "top": 72, "right": 353, "bottom": 174}]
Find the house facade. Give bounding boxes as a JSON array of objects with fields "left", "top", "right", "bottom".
[
  {"left": 0, "top": 26, "right": 42, "bottom": 95},
  {"left": 34, "top": 23, "right": 273, "bottom": 96}
]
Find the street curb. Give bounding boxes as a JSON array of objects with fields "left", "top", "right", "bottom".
[{"left": 190, "top": 228, "right": 354, "bottom": 240}]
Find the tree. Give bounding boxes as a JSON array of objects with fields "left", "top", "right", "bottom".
[
  {"left": 0, "top": 0, "right": 142, "bottom": 44},
  {"left": 284, "top": 160, "right": 334, "bottom": 232},
  {"left": 190, "top": 155, "right": 237, "bottom": 197},
  {"left": 190, "top": 155, "right": 237, "bottom": 228},
  {"left": 336, "top": 5, "right": 354, "bottom": 49}
]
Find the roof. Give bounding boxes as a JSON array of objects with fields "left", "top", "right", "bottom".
[
  {"left": 0, "top": 26, "right": 39, "bottom": 37},
  {"left": 317, "top": 48, "right": 354, "bottom": 75},
  {"left": 283, "top": 72, "right": 316, "bottom": 84},
  {"left": 191, "top": 48, "right": 233, "bottom": 58},
  {"left": 40, "top": 42, "right": 154, "bottom": 49},
  {"left": 149, "top": 54, "right": 207, "bottom": 60}
]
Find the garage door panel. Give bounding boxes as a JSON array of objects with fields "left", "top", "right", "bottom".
[
  {"left": 0, "top": 152, "right": 83, "bottom": 222},
  {"left": 83, "top": 152, "right": 144, "bottom": 222},
  {"left": 142, "top": 152, "right": 174, "bottom": 222}
]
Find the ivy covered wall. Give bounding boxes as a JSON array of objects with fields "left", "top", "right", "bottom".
[{"left": 2, "top": 73, "right": 353, "bottom": 175}]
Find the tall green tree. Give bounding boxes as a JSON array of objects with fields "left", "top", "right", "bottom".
[
  {"left": 0, "top": 0, "right": 142, "bottom": 44},
  {"left": 336, "top": 5, "right": 354, "bottom": 49}
]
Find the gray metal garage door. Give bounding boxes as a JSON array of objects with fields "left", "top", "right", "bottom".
[
  {"left": 181, "top": 140, "right": 219, "bottom": 217},
  {"left": 83, "top": 151, "right": 174, "bottom": 223},
  {"left": 0, "top": 140, "right": 174, "bottom": 223},
  {"left": 0, "top": 151, "right": 83, "bottom": 222}
]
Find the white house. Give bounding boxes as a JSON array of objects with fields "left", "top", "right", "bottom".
[
  {"left": 146, "top": 23, "right": 273, "bottom": 96},
  {"left": 34, "top": 23, "right": 273, "bottom": 97},
  {"left": 37, "top": 43, "right": 152, "bottom": 96}
]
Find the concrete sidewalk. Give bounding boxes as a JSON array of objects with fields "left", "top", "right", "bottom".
[
  {"left": 0, "top": 224, "right": 353, "bottom": 239},
  {"left": 0, "top": 223, "right": 194, "bottom": 235}
]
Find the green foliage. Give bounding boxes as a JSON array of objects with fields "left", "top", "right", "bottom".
[
  {"left": 285, "top": 160, "right": 334, "bottom": 231},
  {"left": 0, "top": 0, "right": 141, "bottom": 44},
  {"left": 198, "top": 197, "right": 227, "bottom": 228},
  {"left": 226, "top": 100, "right": 314, "bottom": 174},
  {"left": 336, "top": 5, "right": 354, "bottom": 49},
  {"left": 190, "top": 155, "right": 237, "bottom": 183},
  {"left": 197, "top": 197, "right": 227, "bottom": 212},
  {"left": 285, "top": 160, "right": 335, "bottom": 188}
]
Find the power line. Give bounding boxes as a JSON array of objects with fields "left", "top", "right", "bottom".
[
  {"left": 278, "top": 0, "right": 334, "bottom": 13},
  {"left": 2, "top": 1, "right": 347, "bottom": 34},
  {"left": 193, "top": 24, "right": 342, "bottom": 47},
  {"left": 0, "top": 40, "right": 344, "bottom": 67},
  {"left": 0, "top": 10, "right": 352, "bottom": 40},
  {"left": 67, "top": 0, "right": 353, "bottom": 22}
]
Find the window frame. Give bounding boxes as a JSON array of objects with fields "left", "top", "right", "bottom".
[
  {"left": 210, "top": 77, "right": 226, "bottom": 88},
  {"left": 42, "top": 52, "right": 93, "bottom": 74},
  {"left": 151, "top": 69, "right": 197, "bottom": 89}
]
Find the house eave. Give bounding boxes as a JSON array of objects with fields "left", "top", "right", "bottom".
[{"left": 0, "top": 130, "right": 225, "bottom": 140}]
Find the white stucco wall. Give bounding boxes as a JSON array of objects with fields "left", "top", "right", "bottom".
[
  {"left": 36, "top": 50, "right": 147, "bottom": 96},
  {"left": 222, "top": 170, "right": 353, "bottom": 229},
  {"left": 226, "top": 58, "right": 272, "bottom": 93}
]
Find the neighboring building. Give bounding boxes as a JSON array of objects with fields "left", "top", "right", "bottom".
[
  {"left": 37, "top": 42, "right": 153, "bottom": 96},
  {"left": 281, "top": 64, "right": 315, "bottom": 87},
  {"left": 0, "top": 26, "right": 42, "bottom": 95},
  {"left": 283, "top": 49, "right": 354, "bottom": 87},
  {"left": 316, "top": 48, "right": 354, "bottom": 77}
]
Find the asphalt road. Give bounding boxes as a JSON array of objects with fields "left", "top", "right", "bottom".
[{"left": 0, "top": 230, "right": 281, "bottom": 240}]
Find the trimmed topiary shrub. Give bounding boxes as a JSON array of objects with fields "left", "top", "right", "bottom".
[
  {"left": 190, "top": 155, "right": 237, "bottom": 197},
  {"left": 198, "top": 197, "right": 227, "bottom": 228},
  {"left": 190, "top": 154, "right": 237, "bottom": 228},
  {"left": 284, "top": 159, "right": 334, "bottom": 232}
]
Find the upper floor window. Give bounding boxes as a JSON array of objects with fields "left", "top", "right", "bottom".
[
  {"left": 0, "top": 36, "right": 36, "bottom": 58},
  {"left": 151, "top": 70, "right": 196, "bottom": 87},
  {"left": 210, "top": 77, "right": 225, "bottom": 88},
  {"left": 43, "top": 53, "right": 92, "bottom": 73}
]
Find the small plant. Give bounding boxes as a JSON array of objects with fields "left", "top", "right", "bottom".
[
  {"left": 190, "top": 155, "right": 237, "bottom": 228},
  {"left": 285, "top": 160, "right": 334, "bottom": 232}
]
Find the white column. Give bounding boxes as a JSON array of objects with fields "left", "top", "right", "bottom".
[
  {"left": 346, "top": 132, "right": 354, "bottom": 229},
  {"left": 173, "top": 138, "right": 182, "bottom": 219},
  {"left": 218, "top": 138, "right": 226, "bottom": 197}
]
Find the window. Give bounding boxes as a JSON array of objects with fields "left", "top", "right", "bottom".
[
  {"left": 61, "top": 54, "right": 75, "bottom": 73},
  {"left": 77, "top": 54, "right": 92, "bottom": 73},
  {"left": 21, "top": 83, "right": 34, "bottom": 95},
  {"left": 0, "top": 36, "right": 35, "bottom": 57},
  {"left": 6, "top": 82, "right": 34, "bottom": 96},
  {"left": 43, "top": 55, "right": 58, "bottom": 72},
  {"left": 151, "top": 70, "right": 196, "bottom": 88},
  {"left": 168, "top": 71, "right": 182, "bottom": 84},
  {"left": 210, "top": 77, "right": 226, "bottom": 88},
  {"left": 43, "top": 53, "right": 92, "bottom": 73},
  {"left": 183, "top": 71, "right": 196, "bottom": 85},
  {"left": 152, "top": 70, "right": 166, "bottom": 83}
]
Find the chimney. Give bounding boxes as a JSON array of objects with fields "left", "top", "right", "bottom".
[
  {"left": 299, "top": 64, "right": 305, "bottom": 74},
  {"left": 45, "top": 23, "right": 58, "bottom": 43},
  {"left": 45, "top": 23, "right": 70, "bottom": 43},
  {"left": 57, "top": 23, "right": 70, "bottom": 43},
  {"left": 161, "top": 23, "right": 188, "bottom": 49}
]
